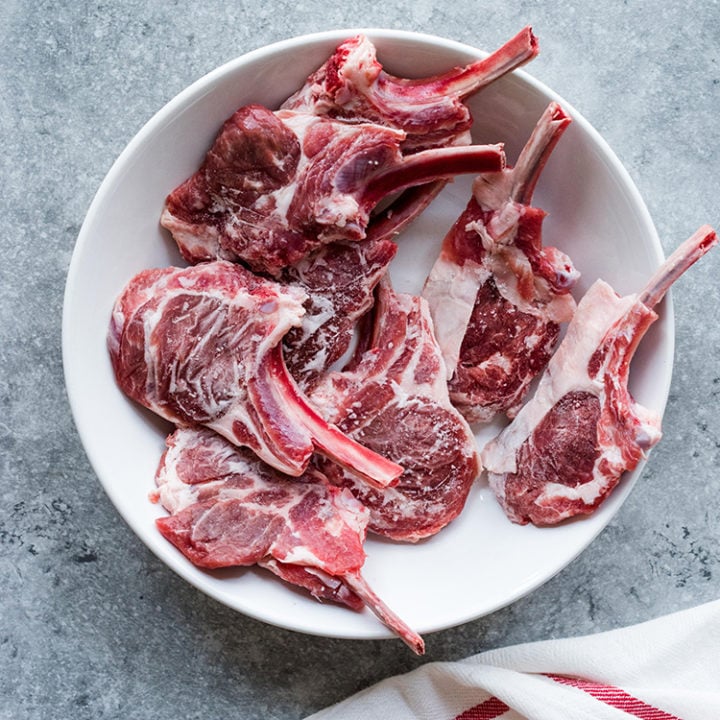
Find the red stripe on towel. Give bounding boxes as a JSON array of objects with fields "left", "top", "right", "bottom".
[
  {"left": 454, "top": 696, "right": 510, "bottom": 719},
  {"left": 547, "top": 674, "right": 684, "bottom": 719}
]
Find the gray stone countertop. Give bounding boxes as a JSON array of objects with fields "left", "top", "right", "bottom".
[{"left": 1, "top": 2, "right": 719, "bottom": 718}]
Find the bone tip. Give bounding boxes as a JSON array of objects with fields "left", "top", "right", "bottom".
[
  {"left": 525, "top": 26, "right": 540, "bottom": 56},
  {"left": 698, "top": 224, "right": 718, "bottom": 248}
]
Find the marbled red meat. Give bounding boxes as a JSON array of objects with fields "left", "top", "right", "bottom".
[
  {"left": 310, "top": 280, "right": 479, "bottom": 541},
  {"left": 281, "top": 180, "right": 450, "bottom": 390},
  {"left": 154, "top": 427, "right": 424, "bottom": 653},
  {"left": 282, "top": 27, "right": 538, "bottom": 151},
  {"left": 281, "top": 235, "right": 397, "bottom": 389},
  {"left": 423, "top": 102, "right": 579, "bottom": 422},
  {"left": 161, "top": 105, "right": 504, "bottom": 276},
  {"left": 108, "top": 260, "right": 402, "bottom": 487},
  {"left": 482, "top": 226, "right": 717, "bottom": 525}
]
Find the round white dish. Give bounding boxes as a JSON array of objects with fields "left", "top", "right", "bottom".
[{"left": 62, "top": 28, "right": 670, "bottom": 640}]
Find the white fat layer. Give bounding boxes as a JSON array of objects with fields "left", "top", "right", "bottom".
[
  {"left": 271, "top": 183, "right": 297, "bottom": 221},
  {"left": 294, "top": 295, "right": 334, "bottom": 342},
  {"left": 538, "top": 478, "right": 606, "bottom": 506},
  {"left": 422, "top": 256, "right": 489, "bottom": 379},
  {"left": 634, "top": 412, "right": 663, "bottom": 448},
  {"left": 340, "top": 37, "right": 379, "bottom": 95},
  {"left": 160, "top": 208, "right": 226, "bottom": 260},
  {"left": 262, "top": 112, "right": 320, "bottom": 229},
  {"left": 279, "top": 545, "right": 324, "bottom": 567}
]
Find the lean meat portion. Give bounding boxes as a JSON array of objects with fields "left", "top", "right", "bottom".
[
  {"left": 154, "top": 427, "right": 424, "bottom": 653},
  {"left": 310, "top": 280, "right": 480, "bottom": 541},
  {"left": 160, "top": 105, "right": 504, "bottom": 276},
  {"left": 108, "top": 261, "right": 402, "bottom": 487},
  {"left": 282, "top": 27, "right": 538, "bottom": 151},
  {"left": 423, "top": 102, "right": 579, "bottom": 423},
  {"left": 482, "top": 226, "right": 718, "bottom": 526}
]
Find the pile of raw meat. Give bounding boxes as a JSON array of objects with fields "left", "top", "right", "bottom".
[{"left": 108, "top": 27, "right": 717, "bottom": 654}]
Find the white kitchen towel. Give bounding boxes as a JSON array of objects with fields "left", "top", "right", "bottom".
[{"left": 306, "top": 599, "right": 720, "bottom": 720}]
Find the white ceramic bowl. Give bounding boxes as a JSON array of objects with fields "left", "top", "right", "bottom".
[{"left": 63, "top": 29, "right": 670, "bottom": 641}]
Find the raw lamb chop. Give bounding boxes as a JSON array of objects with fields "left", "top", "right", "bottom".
[
  {"left": 423, "top": 102, "right": 579, "bottom": 423},
  {"left": 310, "top": 279, "right": 480, "bottom": 541},
  {"left": 282, "top": 27, "right": 538, "bottom": 151},
  {"left": 281, "top": 179, "right": 450, "bottom": 390},
  {"left": 482, "top": 225, "right": 717, "bottom": 526},
  {"left": 154, "top": 426, "right": 424, "bottom": 653},
  {"left": 160, "top": 105, "right": 505, "bottom": 276},
  {"left": 108, "top": 260, "right": 402, "bottom": 487}
]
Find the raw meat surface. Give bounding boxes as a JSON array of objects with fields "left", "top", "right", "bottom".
[
  {"left": 154, "top": 427, "right": 367, "bottom": 572},
  {"left": 282, "top": 27, "right": 538, "bottom": 151},
  {"left": 423, "top": 102, "right": 579, "bottom": 422},
  {"left": 160, "top": 104, "right": 504, "bottom": 276},
  {"left": 482, "top": 226, "right": 717, "bottom": 525},
  {"left": 258, "top": 559, "right": 364, "bottom": 611},
  {"left": 281, "top": 236, "right": 397, "bottom": 389},
  {"left": 108, "top": 261, "right": 403, "bottom": 487},
  {"left": 282, "top": 180, "right": 448, "bottom": 390},
  {"left": 311, "top": 280, "right": 480, "bottom": 541},
  {"left": 154, "top": 427, "right": 424, "bottom": 653}
]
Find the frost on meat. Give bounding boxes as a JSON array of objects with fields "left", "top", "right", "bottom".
[
  {"left": 108, "top": 261, "right": 403, "bottom": 487},
  {"left": 282, "top": 27, "right": 538, "bottom": 151},
  {"left": 310, "top": 279, "right": 480, "bottom": 541},
  {"left": 423, "top": 102, "right": 579, "bottom": 423},
  {"left": 482, "top": 226, "right": 717, "bottom": 525},
  {"left": 160, "top": 105, "right": 504, "bottom": 276},
  {"left": 154, "top": 426, "right": 425, "bottom": 654}
]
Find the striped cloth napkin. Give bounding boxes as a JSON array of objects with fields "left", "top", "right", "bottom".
[{"left": 305, "top": 599, "right": 720, "bottom": 720}]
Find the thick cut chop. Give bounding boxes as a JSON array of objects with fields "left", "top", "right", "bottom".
[
  {"left": 311, "top": 280, "right": 480, "bottom": 541},
  {"left": 423, "top": 102, "right": 579, "bottom": 423},
  {"left": 154, "top": 427, "right": 424, "bottom": 653},
  {"left": 108, "top": 261, "right": 402, "bottom": 487},
  {"left": 282, "top": 27, "right": 538, "bottom": 151},
  {"left": 161, "top": 105, "right": 504, "bottom": 276},
  {"left": 482, "top": 226, "right": 717, "bottom": 525}
]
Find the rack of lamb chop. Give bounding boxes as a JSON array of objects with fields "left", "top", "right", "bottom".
[
  {"left": 309, "top": 279, "right": 480, "bottom": 542},
  {"left": 282, "top": 27, "right": 538, "bottom": 151},
  {"left": 160, "top": 104, "right": 505, "bottom": 276},
  {"left": 154, "top": 427, "right": 424, "bottom": 654},
  {"left": 108, "top": 260, "right": 402, "bottom": 487},
  {"left": 422, "top": 102, "right": 579, "bottom": 423},
  {"left": 481, "top": 225, "right": 717, "bottom": 526}
]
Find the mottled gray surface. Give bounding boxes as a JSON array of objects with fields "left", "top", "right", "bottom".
[{"left": 1, "top": 1, "right": 719, "bottom": 718}]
